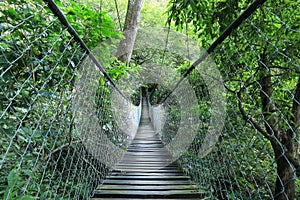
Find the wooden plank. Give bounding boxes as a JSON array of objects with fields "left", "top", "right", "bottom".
[
  {"left": 112, "top": 169, "right": 181, "bottom": 173},
  {"left": 115, "top": 164, "right": 178, "bottom": 168},
  {"left": 118, "top": 159, "right": 172, "bottom": 162},
  {"left": 114, "top": 166, "right": 179, "bottom": 170},
  {"left": 93, "top": 190, "right": 204, "bottom": 198},
  {"left": 102, "top": 180, "right": 192, "bottom": 185},
  {"left": 116, "top": 162, "right": 172, "bottom": 165},
  {"left": 93, "top": 198, "right": 203, "bottom": 200},
  {"left": 106, "top": 175, "right": 190, "bottom": 180},
  {"left": 121, "top": 158, "right": 171, "bottom": 161},
  {"left": 126, "top": 149, "right": 168, "bottom": 152},
  {"left": 120, "top": 159, "right": 171, "bottom": 162},
  {"left": 121, "top": 154, "right": 170, "bottom": 157},
  {"left": 117, "top": 162, "right": 172, "bottom": 166},
  {"left": 129, "top": 141, "right": 161, "bottom": 143},
  {"left": 128, "top": 145, "right": 164, "bottom": 147},
  {"left": 97, "top": 184, "right": 198, "bottom": 191},
  {"left": 109, "top": 172, "right": 184, "bottom": 176},
  {"left": 122, "top": 155, "right": 171, "bottom": 160},
  {"left": 124, "top": 154, "right": 170, "bottom": 156},
  {"left": 131, "top": 141, "right": 161, "bottom": 144},
  {"left": 95, "top": 190, "right": 201, "bottom": 195},
  {"left": 130, "top": 144, "right": 164, "bottom": 147}
]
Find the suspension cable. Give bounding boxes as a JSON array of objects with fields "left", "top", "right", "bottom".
[
  {"left": 43, "top": 0, "right": 128, "bottom": 100},
  {"left": 148, "top": 25, "right": 171, "bottom": 103},
  {"left": 114, "top": 0, "right": 122, "bottom": 30},
  {"left": 160, "top": 0, "right": 267, "bottom": 104}
]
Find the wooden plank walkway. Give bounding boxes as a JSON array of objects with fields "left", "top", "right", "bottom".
[{"left": 92, "top": 98, "right": 203, "bottom": 199}]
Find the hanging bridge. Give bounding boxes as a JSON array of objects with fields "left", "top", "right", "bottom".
[
  {"left": 92, "top": 98, "right": 204, "bottom": 199},
  {"left": 0, "top": 0, "right": 299, "bottom": 200}
]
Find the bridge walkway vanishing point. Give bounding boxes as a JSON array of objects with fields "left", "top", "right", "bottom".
[{"left": 91, "top": 98, "right": 204, "bottom": 199}]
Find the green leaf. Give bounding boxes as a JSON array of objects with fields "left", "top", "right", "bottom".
[
  {"left": 7, "top": 8, "right": 20, "bottom": 19},
  {"left": 16, "top": 196, "right": 36, "bottom": 200},
  {"left": 4, "top": 169, "right": 20, "bottom": 199},
  {"left": 273, "top": 23, "right": 281, "bottom": 29},
  {"left": 55, "top": 0, "right": 63, "bottom": 7},
  {"left": 7, "top": 169, "right": 19, "bottom": 188}
]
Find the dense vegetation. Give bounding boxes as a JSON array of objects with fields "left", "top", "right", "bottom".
[
  {"left": 0, "top": 0, "right": 128, "bottom": 199},
  {"left": 166, "top": 0, "right": 299, "bottom": 199},
  {"left": 0, "top": 0, "right": 299, "bottom": 199}
]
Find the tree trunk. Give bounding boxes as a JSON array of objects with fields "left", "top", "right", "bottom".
[
  {"left": 273, "top": 149, "right": 295, "bottom": 200},
  {"left": 117, "top": 0, "right": 144, "bottom": 63},
  {"left": 260, "top": 72, "right": 296, "bottom": 200}
]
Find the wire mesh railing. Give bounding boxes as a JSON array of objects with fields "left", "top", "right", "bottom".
[
  {"left": 148, "top": 1, "right": 299, "bottom": 200},
  {"left": 0, "top": 0, "right": 139, "bottom": 199}
]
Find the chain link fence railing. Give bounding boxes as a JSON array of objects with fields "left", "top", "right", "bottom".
[
  {"left": 149, "top": 1, "right": 299, "bottom": 199},
  {"left": 0, "top": 0, "right": 138, "bottom": 199}
]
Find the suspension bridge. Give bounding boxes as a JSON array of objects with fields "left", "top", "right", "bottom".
[
  {"left": 0, "top": 0, "right": 299, "bottom": 200},
  {"left": 92, "top": 98, "right": 204, "bottom": 199}
]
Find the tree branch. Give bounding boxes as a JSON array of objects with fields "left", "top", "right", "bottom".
[
  {"left": 237, "top": 73, "right": 300, "bottom": 178},
  {"left": 79, "top": 156, "right": 103, "bottom": 179},
  {"left": 237, "top": 90, "right": 271, "bottom": 141},
  {"left": 44, "top": 140, "right": 82, "bottom": 163},
  {"left": 269, "top": 65, "right": 300, "bottom": 74}
]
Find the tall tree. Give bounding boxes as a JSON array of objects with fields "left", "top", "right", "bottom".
[{"left": 117, "top": 0, "right": 144, "bottom": 63}]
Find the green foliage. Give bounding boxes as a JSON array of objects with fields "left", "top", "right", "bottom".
[
  {"left": 58, "top": 0, "right": 123, "bottom": 49},
  {"left": 161, "top": 101, "right": 181, "bottom": 143},
  {"left": 1, "top": 169, "right": 36, "bottom": 200},
  {"left": 0, "top": 0, "right": 125, "bottom": 199},
  {"left": 166, "top": 0, "right": 299, "bottom": 198},
  {"left": 140, "top": 1, "right": 169, "bottom": 28},
  {"left": 166, "top": 0, "right": 251, "bottom": 47},
  {"left": 91, "top": 0, "right": 170, "bottom": 29}
]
